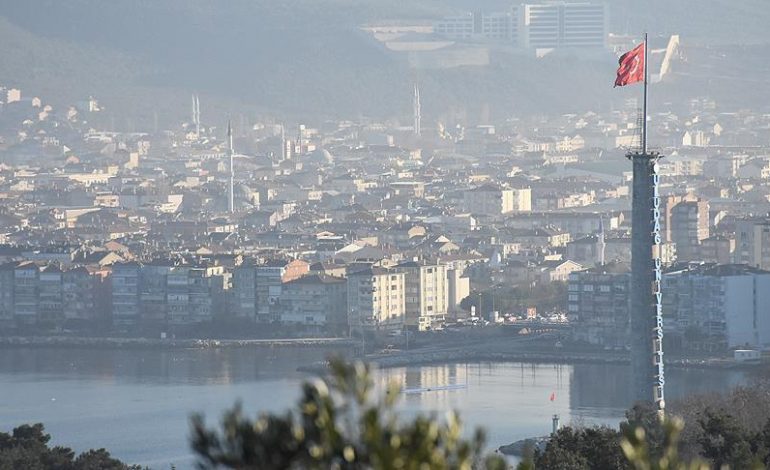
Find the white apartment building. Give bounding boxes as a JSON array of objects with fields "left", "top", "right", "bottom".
[
  {"left": 447, "top": 268, "right": 470, "bottom": 318},
  {"left": 433, "top": 2, "right": 606, "bottom": 50},
  {"left": 735, "top": 218, "right": 770, "bottom": 270},
  {"left": 664, "top": 263, "right": 770, "bottom": 350},
  {"left": 396, "top": 261, "right": 449, "bottom": 331},
  {"left": 520, "top": 3, "right": 560, "bottom": 48},
  {"left": 519, "top": 2, "right": 607, "bottom": 50},
  {"left": 559, "top": 2, "right": 607, "bottom": 48},
  {"left": 347, "top": 266, "right": 406, "bottom": 332}
]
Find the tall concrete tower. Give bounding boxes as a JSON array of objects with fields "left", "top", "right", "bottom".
[
  {"left": 623, "top": 34, "right": 665, "bottom": 416},
  {"left": 628, "top": 150, "right": 664, "bottom": 413},
  {"left": 227, "top": 121, "right": 234, "bottom": 214},
  {"left": 413, "top": 83, "right": 421, "bottom": 137}
]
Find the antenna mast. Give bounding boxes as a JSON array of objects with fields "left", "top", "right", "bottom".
[
  {"left": 192, "top": 94, "right": 201, "bottom": 139},
  {"left": 413, "top": 83, "right": 422, "bottom": 137},
  {"left": 227, "top": 121, "right": 234, "bottom": 214}
]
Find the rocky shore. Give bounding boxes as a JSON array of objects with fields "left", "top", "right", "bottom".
[{"left": 498, "top": 436, "right": 549, "bottom": 456}]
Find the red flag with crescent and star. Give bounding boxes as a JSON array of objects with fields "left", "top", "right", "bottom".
[{"left": 614, "top": 42, "right": 645, "bottom": 87}]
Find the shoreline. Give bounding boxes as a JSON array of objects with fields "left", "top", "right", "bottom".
[
  {"left": 1, "top": 335, "right": 760, "bottom": 373},
  {"left": 299, "top": 349, "right": 763, "bottom": 373},
  {"left": 0, "top": 335, "right": 357, "bottom": 350}
]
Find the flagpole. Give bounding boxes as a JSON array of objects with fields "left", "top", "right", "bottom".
[{"left": 642, "top": 32, "right": 648, "bottom": 155}]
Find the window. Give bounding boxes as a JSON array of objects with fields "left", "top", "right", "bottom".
[{"left": 583, "top": 284, "right": 594, "bottom": 292}]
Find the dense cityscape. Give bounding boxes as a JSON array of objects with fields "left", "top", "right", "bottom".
[
  {"left": 1, "top": 72, "right": 769, "bottom": 354},
  {"left": 2, "top": 1, "right": 770, "bottom": 468}
]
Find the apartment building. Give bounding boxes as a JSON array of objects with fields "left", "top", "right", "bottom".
[
  {"left": 434, "top": 11, "right": 517, "bottom": 42},
  {"left": 663, "top": 263, "right": 770, "bottom": 350},
  {"left": 464, "top": 184, "right": 531, "bottom": 216},
  {"left": 62, "top": 266, "right": 111, "bottom": 326},
  {"left": 347, "top": 265, "right": 406, "bottom": 332},
  {"left": 233, "top": 258, "right": 310, "bottom": 323},
  {"left": 567, "top": 263, "right": 630, "bottom": 347},
  {"left": 13, "top": 261, "right": 39, "bottom": 326},
  {"left": 670, "top": 199, "right": 710, "bottom": 262},
  {"left": 735, "top": 218, "right": 770, "bottom": 270},
  {"left": 280, "top": 273, "right": 347, "bottom": 332},
  {"left": 446, "top": 268, "right": 470, "bottom": 320},
  {"left": 38, "top": 265, "right": 63, "bottom": 326},
  {"left": 0, "top": 262, "right": 14, "bottom": 327},
  {"left": 396, "top": 261, "right": 449, "bottom": 331},
  {"left": 111, "top": 262, "right": 141, "bottom": 327},
  {"left": 519, "top": 2, "right": 607, "bottom": 50}
]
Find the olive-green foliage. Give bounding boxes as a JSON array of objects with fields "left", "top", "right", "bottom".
[
  {"left": 525, "top": 396, "right": 770, "bottom": 470},
  {"left": 0, "top": 423, "right": 141, "bottom": 470},
  {"left": 191, "top": 358, "right": 507, "bottom": 469},
  {"left": 696, "top": 409, "right": 766, "bottom": 470},
  {"left": 533, "top": 425, "right": 628, "bottom": 470},
  {"left": 621, "top": 416, "right": 710, "bottom": 470},
  {"left": 671, "top": 382, "right": 770, "bottom": 464}
]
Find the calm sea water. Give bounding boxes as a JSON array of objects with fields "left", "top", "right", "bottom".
[{"left": 0, "top": 347, "right": 753, "bottom": 469}]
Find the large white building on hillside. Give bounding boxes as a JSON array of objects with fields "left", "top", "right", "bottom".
[{"left": 433, "top": 2, "right": 607, "bottom": 51}]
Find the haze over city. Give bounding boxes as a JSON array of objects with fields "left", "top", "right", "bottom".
[{"left": 1, "top": 1, "right": 770, "bottom": 469}]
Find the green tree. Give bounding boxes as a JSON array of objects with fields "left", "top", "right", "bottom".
[
  {"left": 191, "top": 358, "right": 507, "bottom": 469},
  {"left": 621, "top": 417, "right": 710, "bottom": 470},
  {"left": 0, "top": 423, "right": 140, "bottom": 470},
  {"left": 620, "top": 402, "right": 666, "bottom": 461},
  {"left": 697, "top": 409, "right": 764, "bottom": 469},
  {"left": 534, "top": 426, "right": 628, "bottom": 470},
  {"left": 74, "top": 449, "right": 136, "bottom": 470}
]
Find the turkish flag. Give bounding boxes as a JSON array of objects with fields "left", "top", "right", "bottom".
[{"left": 614, "top": 42, "right": 645, "bottom": 87}]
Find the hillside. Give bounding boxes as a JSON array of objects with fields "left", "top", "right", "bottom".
[{"left": 1, "top": 0, "right": 769, "bottom": 127}]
